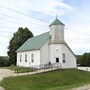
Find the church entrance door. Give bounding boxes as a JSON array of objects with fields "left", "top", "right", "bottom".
[{"left": 56, "top": 58, "right": 59, "bottom": 63}]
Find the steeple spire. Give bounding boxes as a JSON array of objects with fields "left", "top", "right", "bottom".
[
  {"left": 49, "top": 17, "right": 65, "bottom": 27},
  {"left": 56, "top": 15, "right": 57, "bottom": 19}
]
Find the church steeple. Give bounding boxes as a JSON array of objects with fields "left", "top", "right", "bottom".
[
  {"left": 49, "top": 18, "right": 65, "bottom": 27},
  {"left": 49, "top": 18, "right": 65, "bottom": 44}
]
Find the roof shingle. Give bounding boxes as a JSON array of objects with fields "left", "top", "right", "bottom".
[
  {"left": 16, "top": 32, "right": 49, "bottom": 52},
  {"left": 49, "top": 18, "right": 65, "bottom": 27}
]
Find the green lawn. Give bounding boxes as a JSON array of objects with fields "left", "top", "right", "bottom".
[
  {"left": 0, "top": 66, "right": 34, "bottom": 73},
  {"left": 1, "top": 69, "right": 90, "bottom": 90}
]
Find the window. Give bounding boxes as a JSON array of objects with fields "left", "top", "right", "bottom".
[
  {"left": 62, "top": 54, "right": 65, "bottom": 63},
  {"left": 56, "top": 58, "right": 59, "bottom": 63},
  {"left": 31, "top": 54, "right": 34, "bottom": 63},
  {"left": 63, "top": 60, "right": 65, "bottom": 63},
  {"left": 25, "top": 54, "right": 27, "bottom": 62},
  {"left": 20, "top": 55, "right": 22, "bottom": 62}
]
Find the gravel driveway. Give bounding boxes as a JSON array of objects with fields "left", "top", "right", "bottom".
[{"left": 0, "top": 69, "right": 15, "bottom": 90}]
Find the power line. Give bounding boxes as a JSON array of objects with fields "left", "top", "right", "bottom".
[
  {"left": 1, "top": 13, "right": 48, "bottom": 28},
  {"left": 1, "top": 16, "right": 90, "bottom": 38},
  {"left": 0, "top": 17, "right": 23, "bottom": 25},
  {"left": 0, "top": 5, "right": 49, "bottom": 23},
  {"left": 0, "top": 17, "right": 48, "bottom": 30},
  {"left": 0, "top": 26, "right": 15, "bottom": 30},
  {"left": 1, "top": 6, "right": 90, "bottom": 38},
  {"left": 65, "top": 28, "right": 90, "bottom": 37}
]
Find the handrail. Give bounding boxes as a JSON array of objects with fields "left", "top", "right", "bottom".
[
  {"left": 32, "top": 63, "right": 61, "bottom": 69},
  {"left": 16, "top": 63, "right": 62, "bottom": 76}
]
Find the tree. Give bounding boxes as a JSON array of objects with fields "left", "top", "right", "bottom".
[
  {"left": 77, "top": 52, "right": 90, "bottom": 66},
  {"left": 0, "top": 57, "right": 4, "bottom": 67},
  {"left": 0, "top": 56, "right": 9, "bottom": 67},
  {"left": 7, "top": 27, "right": 34, "bottom": 65},
  {"left": 76, "top": 55, "right": 82, "bottom": 65}
]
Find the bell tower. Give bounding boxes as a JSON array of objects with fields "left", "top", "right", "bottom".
[{"left": 49, "top": 18, "right": 65, "bottom": 44}]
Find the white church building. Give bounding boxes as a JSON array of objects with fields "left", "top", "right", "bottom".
[{"left": 16, "top": 18, "right": 76, "bottom": 69}]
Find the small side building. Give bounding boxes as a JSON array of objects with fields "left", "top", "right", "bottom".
[{"left": 16, "top": 18, "right": 76, "bottom": 69}]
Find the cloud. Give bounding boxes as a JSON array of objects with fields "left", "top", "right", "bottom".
[
  {"left": 0, "top": 0, "right": 73, "bottom": 16},
  {"left": 0, "top": 36, "right": 9, "bottom": 56},
  {"left": 27, "top": 0, "right": 73, "bottom": 16},
  {"left": 65, "top": 28, "right": 90, "bottom": 54},
  {"left": 63, "top": 2, "right": 90, "bottom": 55}
]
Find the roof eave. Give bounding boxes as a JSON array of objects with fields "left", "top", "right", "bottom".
[
  {"left": 49, "top": 24, "right": 65, "bottom": 27},
  {"left": 17, "top": 49, "right": 40, "bottom": 53}
]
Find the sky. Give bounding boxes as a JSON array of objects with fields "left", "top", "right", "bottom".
[{"left": 0, "top": 0, "right": 90, "bottom": 56}]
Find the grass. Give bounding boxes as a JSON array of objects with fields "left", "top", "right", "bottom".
[
  {"left": 0, "top": 66, "right": 34, "bottom": 73},
  {"left": 1, "top": 69, "right": 90, "bottom": 90}
]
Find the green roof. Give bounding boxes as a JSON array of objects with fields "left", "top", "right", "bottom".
[
  {"left": 16, "top": 32, "right": 50, "bottom": 52},
  {"left": 49, "top": 18, "right": 65, "bottom": 27}
]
